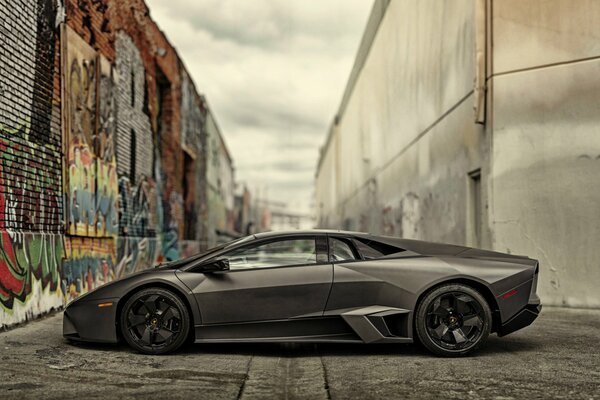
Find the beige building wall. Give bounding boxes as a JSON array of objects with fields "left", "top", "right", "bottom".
[
  {"left": 489, "top": 0, "right": 600, "bottom": 307},
  {"left": 315, "top": 0, "right": 600, "bottom": 307}
]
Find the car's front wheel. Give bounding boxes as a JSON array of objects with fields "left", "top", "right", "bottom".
[
  {"left": 415, "top": 283, "right": 491, "bottom": 357},
  {"left": 120, "top": 287, "right": 190, "bottom": 354}
]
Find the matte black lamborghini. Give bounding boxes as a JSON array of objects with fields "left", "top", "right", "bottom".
[{"left": 63, "top": 230, "right": 541, "bottom": 356}]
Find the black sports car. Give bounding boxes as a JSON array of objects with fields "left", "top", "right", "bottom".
[{"left": 63, "top": 230, "right": 541, "bottom": 356}]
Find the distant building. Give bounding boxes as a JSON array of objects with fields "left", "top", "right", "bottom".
[
  {"left": 202, "top": 109, "right": 237, "bottom": 247},
  {"left": 315, "top": 0, "right": 600, "bottom": 308}
]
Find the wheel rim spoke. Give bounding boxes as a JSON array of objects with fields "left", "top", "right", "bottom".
[
  {"left": 455, "top": 295, "right": 472, "bottom": 314},
  {"left": 452, "top": 328, "right": 468, "bottom": 344},
  {"left": 161, "top": 306, "right": 179, "bottom": 322},
  {"left": 157, "top": 299, "right": 170, "bottom": 313},
  {"left": 141, "top": 295, "right": 159, "bottom": 314},
  {"left": 156, "top": 328, "right": 174, "bottom": 342},
  {"left": 432, "top": 323, "right": 449, "bottom": 339},
  {"left": 463, "top": 314, "right": 483, "bottom": 329},
  {"left": 140, "top": 327, "right": 152, "bottom": 345},
  {"left": 128, "top": 313, "right": 146, "bottom": 328},
  {"left": 429, "top": 297, "right": 450, "bottom": 317}
]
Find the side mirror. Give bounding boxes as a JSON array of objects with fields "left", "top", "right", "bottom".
[{"left": 196, "top": 258, "right": 230, "bottom": 273}]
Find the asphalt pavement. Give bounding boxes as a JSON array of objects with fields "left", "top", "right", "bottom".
[{"left": 1, "top": 307, "right": 599, "bottom": 399}]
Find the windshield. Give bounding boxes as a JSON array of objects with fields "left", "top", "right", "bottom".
[{"left": 158, "top": 235, "right": 255, "bottom": 269}]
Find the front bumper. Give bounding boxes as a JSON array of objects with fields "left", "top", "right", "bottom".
[
  {"left": 63, "top": 297, "right": 120, "bottom": 343},
  {"left": 498, "top": 302, "right": 542, "bottom": 337}
]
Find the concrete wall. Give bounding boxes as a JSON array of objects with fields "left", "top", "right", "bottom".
[
  {"left": 489, "top": 0, "right": 600, "bottom": 307},
  {"left": 1, "top": 0, "right": 237, "bottom": 328},
  {"left": 316, "top": 0, "right": 600, "bottom": 307}
]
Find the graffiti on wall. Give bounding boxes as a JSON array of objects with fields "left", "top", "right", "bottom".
[
  {"left": 0, "top": 0, "right": 64, "bottom": 326},
  {"left": 0, "top": 121, "right": 62, "bottom": 233},
  {"left": 63, "top": 25, "right": 97, "bottom": 236},
  {"left": 162, "top": 191, "right": 183, "bottom": 261},
  {"left": 116, "top": 236, "right": 160, "bottom": 278},
  {"left": 63, "top": 25, "right": 119, "bottom": 238},
  {"left": 118, "top": 175, "right": 160, "bottom": 238},
  {"left": 62, "top": 237, "right": 116, "bottom": 302},
  {"left": 96, "top": 56, "right": 119, "bottom": 236},
  {"left": 0, "top": 231, "right": 63, "bottom": 319}
]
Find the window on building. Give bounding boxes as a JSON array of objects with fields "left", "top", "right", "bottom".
[
  {"left": 130, "top": 70, "right": 136, "bottom": 107},
  {"left": 129, "top": 129, "right": 136, "bottom": 183},
  {"left": 183, "top": 152, "right": 196, "bottom": 240},
  {"left": 468, "top": 169, "right": 482, "bottom": 247}
]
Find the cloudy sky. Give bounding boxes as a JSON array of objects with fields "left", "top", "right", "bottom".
[{"left": 146, "top": 0, "right": 373, "bottom": 214}]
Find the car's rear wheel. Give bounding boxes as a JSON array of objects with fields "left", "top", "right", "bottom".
[
  {"left": 415, "top": 283, "right": 491, "bottom": 357},
  {"left": 120, "top": 287, "right": 190, "bottom": 355}
]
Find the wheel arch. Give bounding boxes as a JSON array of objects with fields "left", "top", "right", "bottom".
[
  {"left": 115, "top": 281, "right": 196, "bottom": 342},
  {"left": 414, "top": 277, "right": 501, "bottom": 334}
]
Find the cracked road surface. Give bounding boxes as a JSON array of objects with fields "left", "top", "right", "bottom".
[{"left": 1, "top": 307, "right": 599, "bottom": 399}]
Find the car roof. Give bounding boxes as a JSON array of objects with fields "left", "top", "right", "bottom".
[{"left": 253, "top": 229, "right": 372, "bottom": 239}]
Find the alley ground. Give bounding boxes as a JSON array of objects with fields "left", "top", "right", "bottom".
[{"left": 1, "top": 307, "right": 599, "bottom": 399}]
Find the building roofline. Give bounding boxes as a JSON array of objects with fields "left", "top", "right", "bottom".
[{"left": 316, "top": 0, "right": 391, "bottom": 176}]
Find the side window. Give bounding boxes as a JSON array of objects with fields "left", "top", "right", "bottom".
[
  {"left": 226, "top": 238, "right": 317, "bottom": 270},
  {"left": 330, "top": 238, "right": 357, "bottom": 262},
  {"left": 353, "top": 238, "right": 404, "bottom": 259}
]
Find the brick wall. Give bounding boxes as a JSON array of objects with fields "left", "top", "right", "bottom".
[
  {"left": 0, "top": 0, "right": 237, "bottom": 328},
  {"left": 0, "top": 0, "right": 64, "bottom": 326}
]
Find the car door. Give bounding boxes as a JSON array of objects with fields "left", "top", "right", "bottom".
[
  {"left": 192, "top": 235, "right": 332, "bottom": 324},
  {"left": 324, "top": 235, "right": 413, "bottom": 313}
]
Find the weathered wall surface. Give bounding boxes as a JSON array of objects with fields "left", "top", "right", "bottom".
[
  {"left": 489, "top": 0, "right": 600, "bottom": 307},
  {"left": 316, "top": 0, "right": 600, "bottom": 307},
  {"left": 316, "top": 0, "right": 485, "bottom": 243},
  {"left": 1, "top": 0, "right": 236, "bottom": 327}
]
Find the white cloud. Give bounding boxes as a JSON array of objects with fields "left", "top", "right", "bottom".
[{"left": 146, "top": 0, "right": 373, "bottom": 214}]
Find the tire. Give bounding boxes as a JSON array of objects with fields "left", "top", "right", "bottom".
[
  {"left": 120, "top": 287, "right": 190, "bottom": 355},
  {"left": 415, "top": 283, "right": 492, "bottom": 357}
]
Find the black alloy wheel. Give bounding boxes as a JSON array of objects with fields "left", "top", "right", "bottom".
[
  {"left": 415, "top": 283, "right": 491, "bottom": 357},
  {"left": 120, "top": 287, "right": 190, "bottom": 354}
]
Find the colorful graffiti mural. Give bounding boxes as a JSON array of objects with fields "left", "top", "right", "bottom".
[
  {"left": 0, "top": 230, "right": 63, "bottom": 323},
  {"left": 0, "top": 126, "right": 64, "bottom": 321},
  {"left": 0, "top": 120, "right": 63, "bottom": 232},
  {"left": 162, "top": 191, "right": 183, "bottom": 261},
  {"left": 62, "top": 27, "right": 119, "bottom": 238},
  {"left": 96, "top": 56, "right": 119, "bottom": 237},
  {"left": 1, "top": 1, "right": 237, "bottom": 329},
  {"left": 118, "top": 175, "right": 160, "bottom": 238},
  {"left": 62, "top": 237, "right": 116, "bottom": 303},
  {"left": 63, "top": 25, "right": 98, "bottom": 236},
  {"left": 116, "top": 236, "right": 160, "bottom": 278}
]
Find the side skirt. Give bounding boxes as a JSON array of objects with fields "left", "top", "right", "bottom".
[
  {"left": 193, "top": 307, "right": 414, "bottom": 344},
  {"left": 194, "top": 316, "right": 361, "bottom": 343}
]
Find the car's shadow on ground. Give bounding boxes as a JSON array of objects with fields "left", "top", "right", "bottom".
[{"left": 65, "top": 335, "right": 540, "bottom": 358}]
